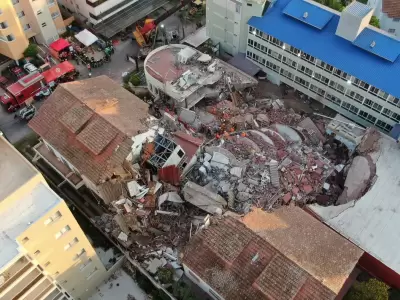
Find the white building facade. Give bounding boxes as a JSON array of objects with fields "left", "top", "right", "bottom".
[
  {"left": 206, "top": 0, "right": 268, "bottom": 56},
  {"left": 242, "top": 1, "right": 400, "bottom": 134}
]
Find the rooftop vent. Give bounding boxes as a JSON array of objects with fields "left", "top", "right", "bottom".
[
  {"left": 303, "top": 12, "right": 308, "bottom": 19},
  {"left": 370, "top": 41, "right": 376, "bottom": 48}
]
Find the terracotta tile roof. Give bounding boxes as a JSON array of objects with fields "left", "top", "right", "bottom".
[
  {"left": 182, "top": 217, "right": 339, "bottom": 300},
  {"left": 29, "top": 76, "right": 149, "bottom": 184},
  {"left": 383, "top": 0, "right": 400, "bottom": 18},
  {"left": 242, "top": 207, "right": 364, "bottom": 294}
]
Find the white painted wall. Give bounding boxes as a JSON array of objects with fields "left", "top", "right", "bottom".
[
  {"left": 245, "top": 26, "right": 400, "bottom": 133},
  {"left": 206, "top": 0, "right": 266, "bottom": 56},
  {"left": 368, "top": 0, "right": 400, "bottom": 37}
]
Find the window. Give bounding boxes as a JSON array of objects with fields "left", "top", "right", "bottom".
[
  {"left": 326, "top": 93, "right": 341, "bottom": 106},
  {"left": 316, "top": 59, "right": 333, "bottom": 72},
  {"left": 346, "top": 90, "right": 364, "bottom": 103},
  {"left": 235, "top": 3, "right": 240, "bottom": 13},
  {"left": 63, "top": 280, "right": 68, "bottom": 284},
  {"left": 289, "top": 45, "right": 301, "bottom": 56},
  {"left": 37, "top": 10, "right": 42, "bottom": 15},
  {"left": 394, "top": 18, "right": 400, "bottom": 22},
  {"left": 298, "top": 65, "right": 313, "bottom": 77},
  {"left": 73, "top": 248, "right": 86, "bottom": 260},
  {"left": 367, "top": 114, "right": 377, "bottom": 123},
  {"left": 64, "top": 237, "right": 79, "bottom": 250},
  {"left": 44, "top": 211, "right": 62, "bottom": 225},
  {"left": 313, "top": 72, "right": 329, "bottom": 85},
  {"left": 301, "top": 52, "right": 316, "bottom": 64},
  {"left": 37, "top": 265, "right": 43, "bottom": 271},
  {"left": 23, "top": 24, "right": 31, "bottom": 31},
  {"left": 247, "top": 3, "right": 252, "bottom": 6},
  {"left": 364, "top": 99, "right": 373, "bottom": 108},
  {"left": 0, "top": 22, "right": 8, "bottom": 29},
  {"left": 80, "top": 258, "right": 92, "bottom": 271},
  {"left": 280, "top": 68, "right": 294, "bottom": 80},
  {"left": 353, "top": 78, "right": 370, "bottom": 91},
  {"left": 282, "top": 56, "right": 297, "bottom": 69},
  {"left": 266, "top": 61, "right": 280, "bottom": 73},
  {"left": 267, "top": 48, "right": 282, "bottom": 61},
  {"left": 34, "top": 250, "right": 41, "bottom": 256},
  {"left": 47, "top": 0, "right": 55, "bottom": 5},
  {"left": 248, "top": 39, "right": 254, "bottom": 47},
  {"left": 6, "top": 34, "right": 15, "bottom": 41},
  {"left": 55, "top": 225, "right": 71, "bottom": 239},
  {"left": 51, "top": 12, "right": 60, "bottom": 19},
  {"left": 22, "top": 237, "right": 29, "bottom": 243},
  {"left": 333, "top": 68, "right": 351, "bottom": 81},
  {"left": 372, "top": 102, "right": 383, "bottom": 112},
  {"left": 295, "top": 76, "right": 309, "bottom": 88},
  {"left": 388, "top": 96, "right": 400, "bottom": 107},
  {"left": 12, "top": 0, "right": 19, "bottom": 4},
  {"left": 87, "top": 267, "right": 98, "bottom": 279},
  {"left": 389, "top": 29, "right": 396, "bottom": 34},
  {"left": 41, "top": 22, "right": 47, "bottom": 27},
  {"left": 44, "top": 261, "right": 51, "bottom": 267},
  {"left": 54, "top": 271, "right": 60, "bottom": 276},
  {"left": 310, "top": 84, "right": 325, "bottom": 97}
]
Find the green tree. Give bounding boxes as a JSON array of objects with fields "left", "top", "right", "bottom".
[
  {"left": 344, "top": 279, "right": 389, "bottom": 300},
  {"left": 314, "top": 0, "right": 344, "bottom": 11},
  {"left": 357, "top": 0, "right": 368, "bottom": 4},
  {"left": 370, "top": 16, "right": 381, "bottom": 28},
  {"left": 129, "top": 74, "right": 141, "bottom": 86},
  {"left": 23, "top": 44, "right": 38, "bottom": 58}
]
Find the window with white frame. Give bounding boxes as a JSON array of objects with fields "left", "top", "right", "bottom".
[
  {"left": 55, "top": 225, "right": 71, "bottom": 239},
  {"left": 316, "top": 59, "right": 334, "bottom": 72},
  {"left": 51, "top": 12, "right": 60, "bottom": 19},
  {"left": 310, "top": 84, "right": 325, "bottom": 97},
  {"left": 47, "top": 0, "right": 55, "bottom": 5},
  {"left": 266, "top": 60, "right": 280, "bottom": 73},
  {"left": 295, "top": 76, "right": 309, "bottom": 88},
  {"left": 352, "top": 78, "right": 370, "bottom": 91},
  {"left": 389, "top": 29, "right": 396, "bottom": 34},
  {"left": 267, "top": 48, "right": 282, "bottom": 61},
  {"left": 248, "top": 39, "right": 254, "bottom": 47},
  {"left": 372, "top": 102, "right": 383, "bottom": 112},
  {"left": 301, "top": 52, "right": 316, "bottom": 64},
  {"left": 326, "top": 93, "right": 342, "bottom": 106},
  {"left": 282, "top": 56, "right": 297, "bottom": 69},
  {"left": 280, "top": 68, "right": 294, "bottom": 80},
  {"left": 313, "top": 72, "right": 329, "bottom": 85},
  {"left": 80, "top": 258, "right": 92, "bottom": 271},
  {"left": 288, "top": 45, "right": 301, "bottom": 56},
  {"left": 17, "top": 11, "right": 25, "bottom": 18},
  {"left": 333, "top": 68, "right": 351, "bottom": 81},
  {"left": 23, "top": 24, "right": 31, "bottom": 31},
  {"left": 388, "top": 96, "right": 400, "bottom": 107},
  {"left": 298, "top": 65, "right": 313, "bottom": 77}
]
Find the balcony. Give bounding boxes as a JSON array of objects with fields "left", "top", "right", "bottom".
[
  {"left": 33, "top": 141, "right": 84, "bottom": 189},
  {"left": 0, "top": 257, "right": 32, "bottom": 293}
]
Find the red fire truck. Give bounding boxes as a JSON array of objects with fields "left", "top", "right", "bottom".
[{"left": 0, "top": 72, "right": 46, "bottom": 112}]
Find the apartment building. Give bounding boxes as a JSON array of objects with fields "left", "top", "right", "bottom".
[
  {"left": 206, "top": 0, "right": 268, "bottom": 56},
  {"left": 0, "top": 0, "right": 66, "bottom": 60},
  {"left": 0, "top": 135, "right": 118, "bottom": 300},
  {"left": 368, "top": 0, "right": 400, "bottom": 37},
  {"left": 242, "top": 0, "right": 400, "bottom": 133}
]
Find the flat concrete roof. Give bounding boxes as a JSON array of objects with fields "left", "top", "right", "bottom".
[
  {"left": 310, "top": 133, "right": 400, "bottom": 277},
  {"left": 0, "top": 182, "right": 60, "bottom": 269},
  {"left": 0, "top": 136, "right": 38, "bottom": 201}
]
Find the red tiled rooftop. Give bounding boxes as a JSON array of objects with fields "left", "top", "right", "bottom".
[
  {"left": 383, "top": 0, "right": 400, "bottom": 18},
  {"left": 182, "top": 217, "right": 340, "bottom": 300},
  {"left": 145, "top": 47, "right": 190, "bottom": 83}
]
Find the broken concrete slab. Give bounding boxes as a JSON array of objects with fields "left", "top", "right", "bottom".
[
  {"left": 182, "top": 181, "right": 227, "bottom": 215},
  {"left": 118, "top": 231, "right": 128, "bottom": 242},
  {"left": 158, "top": 192, "right": 184, "bottom": 208},
  {"left": 146, "top": 258, "right": 164, "bottom": 274},
  {"left": 179, "top": 108, "right": 196, "bottom": 124},
  {"left": 230, "top": 167, "right": 243, "bottom": 178},
  {"left": 204, "top": 153, "right": 212, "bottom": 162},
  {"left": 212, "top": 152, "right": 230, "bottom": 165}
]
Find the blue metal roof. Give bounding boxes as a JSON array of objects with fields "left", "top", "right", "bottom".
[
  {"left": 248, "top": 0, "right": 400, "bottom": 98},
  {"left": 283, "top": 0, "right": 334, "bottom": 29},
  {"left": 353, "top": 28, "right": 400, "bottom": 62},
  {"left": 344, "top": 1, "right": 373, "bottom": 18}
]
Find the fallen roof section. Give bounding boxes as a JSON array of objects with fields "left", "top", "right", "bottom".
[
  {"left": 182, "top": 216, "right": 359, "bottom": 299},
  {"left": 309, "top": 131, "right": 400, "bottom": 276}
]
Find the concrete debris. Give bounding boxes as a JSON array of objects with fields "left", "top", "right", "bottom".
[
  {"left": 230, "top": 167, "right": 243, "bottom": 178},
  {"left": 158, "top": 192, "right": 184, "bottom": 208},
  {"left": 146, "top": 258, "right": 164, "bottom": 274},
  {"left": 182, "top": 181, "right": 227, "bottom": 215},
  {"left": 118, "top": 232, "right": 128, "bottom": 242}
]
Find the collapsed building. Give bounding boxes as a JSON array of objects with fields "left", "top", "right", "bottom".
[
  {"left": 28, "top": 73, "right": 393, "bottom": 295},
  {"left": 144, "top": 44, "right": 258, "bottom": 109}
]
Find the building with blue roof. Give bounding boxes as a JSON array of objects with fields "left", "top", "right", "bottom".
[{"left": 243, "top": 0, "right": 400, "bottom": 133}]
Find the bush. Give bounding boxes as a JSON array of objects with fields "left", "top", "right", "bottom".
[
  {"left": 345, "top": 279, "right": 389, "bottom": 300},
  {"left": 23, "top": 44, "right": 39, "bottom": 58},
  {"left": 370, "top": 16, "right": 381, "bottom": 29},
  {"left": 157, "top": 267, "right": 174, "bottom": 284},
  {"left": 130, "top": 74, "right": 141, "bottom": 86}
]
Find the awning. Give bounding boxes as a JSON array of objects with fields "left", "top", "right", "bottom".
[
  {"left": 181, "top": 26, "right": 208, "bottom": 48},
  {"left": 42, "top": 61, "right": 75, "bottom": 83},
  {"left": 49, "top": 38, "right": 70, "bottom": 52},
  {"left": 75, "top": 29, "right": 98, "bottom": 47},
  {"left": 228, "top": 53, "right": 261, "bottom": 77}
]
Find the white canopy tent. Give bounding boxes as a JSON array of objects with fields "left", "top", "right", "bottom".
[{"left": 75, "top": 29, "right": 98, "bottom": 47}]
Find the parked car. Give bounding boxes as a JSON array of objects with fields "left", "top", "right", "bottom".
[{"left": 24, "top": 63, "right": 38, "bottom": 74}]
